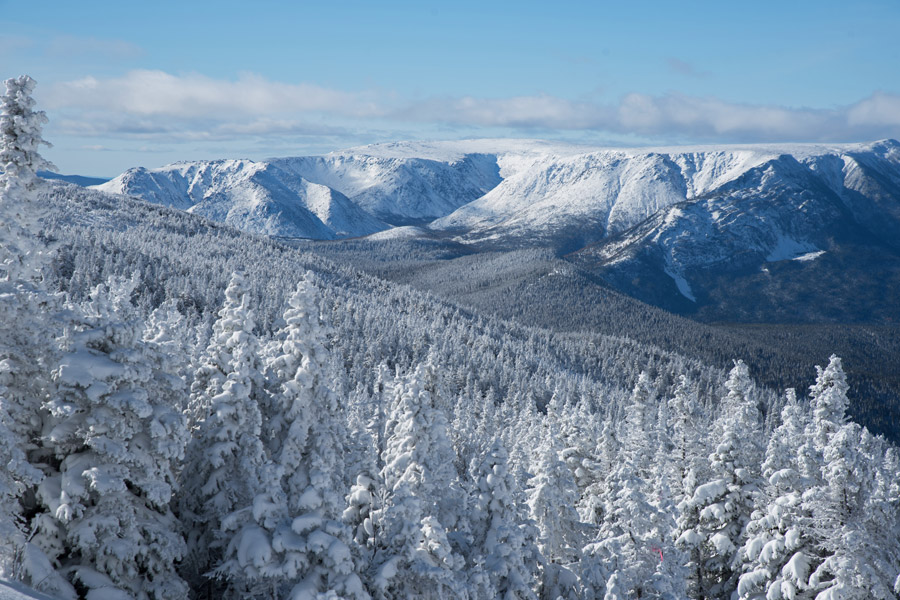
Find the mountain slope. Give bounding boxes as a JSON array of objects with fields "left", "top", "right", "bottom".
[
  {"left": 570, "top": 145, "right": 900, "bottom": 321},
  {"left": 93, "top": 139, "right": 601, "bottom": 237},
  {"left": 270, "top": 152, "right": 501, "bottom": 225},
  {"left": 430, "top": 141, "right": 900, "bottom": 252},
  {"left": 95, "top": 159, "right": 387, "bottom": 239},
  {"left": 92, "top": 139, "right": 900, "bottom": 326}
]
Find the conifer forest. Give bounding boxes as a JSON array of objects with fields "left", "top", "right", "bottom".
[{"left": 2, "top": 72, "right": 900, "bottom": 600}]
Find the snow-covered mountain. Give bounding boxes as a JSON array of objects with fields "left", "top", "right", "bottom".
[
  {"left": 94, "top": 140, "right": 592, "bottom": 238},
  {"left": 95, "top": 159, "right": 387, "bottom": 239},
  {"left": 95, "top": 139, "right": 900, "bottom": 318},
  {"left": 569, "top": 140, "right": 900, "bottom": 320},
  {"left": 430, "top": 140, "right": 900, "bottom": 251}
]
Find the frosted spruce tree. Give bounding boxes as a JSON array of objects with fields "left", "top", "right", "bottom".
[
  {"left": 737, "top": 389, "right": 817, "bottom": 600},
  {"left": 801, "top": 357, "right": 900, "bottom": 598},
  {"left": 0, "top": 74, "right": 56, "bottom": 283},
  {"left": 179, "top": 272, "right": 269, "bottom": 595},
  {"left": 677, "top": 360, "right": 763, "bottom": 600},
  {"left": 344, "top": 365, "right": 393, "bottom": 563},
  {"left": 526, "top": 435, "right": 582, "bottom": 600},
  {"left": 0, "top": 75, "right": 76, "bottom": 597},
  {"left": 371, "top": 360, "right": 466, "bottom": 600},
  {"left": 468, "top": 439, "right": 540, "bottom": 600},
  {"left": 667, "top": 375, "right": 708, "bottom": 505},
  {"left": 40, "top": 277, "right": 189, "bottom": 599},
  {"left": 0, "top": 403, "right": 43, "bottom": 577},
  {"left": 583, "top": 373, "right": 686, "bottom": 600},
  {"left": 217, "top": 274, "right": 367, "bottom": 600}
]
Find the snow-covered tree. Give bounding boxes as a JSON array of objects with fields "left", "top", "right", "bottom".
[
  {"left": 677, "top": 360, "right": 763, "bottom": 600},
  {"left": 797, "top": 359, "right": 900, "bottom": 600},
  {"left": 577, "top": 417, "right": 617, "bottom": 528},
  {"left": 737, "top": 389, "right": 817, "bottom": 600},
  {"left": 38, "top": 276, "right": 189, "bottom": 599},
  {"left": 526, "top": 436, "right": 582, "bottom": 600},
  {"left": 0, "top": 404, "right": 43, "bottom": 578},
  {"left": 371, "top": 360, "right": 466, "bottom": 600},
  {"left": 186, "top": 272, "right": 263, "bottom": 430},
  {"left": 217, "top": 274, "right": 367, "bottom": 600},
  {"left": 0, "top": 77, "right": 61, "bottom": 588},
  {"left": 469, "top": 439, "right": 540, "bottom": 600},
  {"left": 0, "top": 74, "right": 56, "bottom": 284},
  {"left": 808, "top": 356, "right": 849, "bottom": 454},
  {"left": 584, "top": 374, "right": 686, "bottom": 600},
  {"left": 179, "top": 272, "right": 269, "bottom": 593},
  {"left": 668, "top": 375, "right": 708, "bottom": 504}
]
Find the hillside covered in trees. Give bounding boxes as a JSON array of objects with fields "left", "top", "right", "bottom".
[{"left": 2, "top": 76, "right": 900, "bottom": 600}]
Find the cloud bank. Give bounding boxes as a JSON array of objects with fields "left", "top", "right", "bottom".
[{"left": 45, "top": 70, "right": 900, "bottom": 144}]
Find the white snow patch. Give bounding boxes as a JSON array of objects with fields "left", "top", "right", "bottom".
[
  {"left": 664, "top": 267, "right": 696, "bottom": 302},
  {"left": 766, "top": 236, "right": 818, "bottom": 262},
  {"left": 364, "top": 226, "right": 431, "bottom": 241},
  {"left": 793, "top": 250, "right": 826, "bottom": 262}
]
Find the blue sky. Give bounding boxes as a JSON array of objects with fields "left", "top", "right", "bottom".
[{"left": 3, "top": 0, "right": 900, "bottom": 175}]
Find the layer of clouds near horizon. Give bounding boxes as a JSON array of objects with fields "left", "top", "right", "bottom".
[{"left": 44, "top": 70, "right": 900, "bottom": 143}]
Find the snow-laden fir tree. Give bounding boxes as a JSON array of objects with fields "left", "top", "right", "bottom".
[
  {"left": 468, "top": 439, "right": 540, "bottom": 600},
  {"left": 0, "top": 74, "right": 56, "bottom": 284},
  {"left": 583, "top": 373, "right": 686, "bottom": 600},
  {"left": 807, "top": 355, "right": 849, "bottom": 455},
  {"left": 0, "top": 75, "right": 80, "bottom": 599},
  {"left": 179, "top": 271, "right": 269, "bottom": 594},
  {"left": 371, "top": 360, "right": 466, "bottom": 600},
  {"left": 556, "top": 397, "right": 605, "bottom": 513},
  {"left": 800, "top": 358, "right": 900, "bottom": 599},
  {"left": 217, "top": 274, "right": 367, "bottom": 600},
  {"left": 143, "top": 300, "right": 192, "bottom": 411},
  {"left": 737, "top": 389, "right": 817, "bottom": 600},
  {"left": 526, "top": 434, "right": 582, "bottom": 600},
  {"left": 677, "top": 360, "right": 763, "bottom": 600},
  {"left": 0, "top": 403, "right": 43, "bottom": 577},
  {"left": 577, "top": 417, "right": 618, "bottom": 528},
  {"left": 343, "top": 390, "right": 381, "bottom": 556},
  {"left": 0, "top": 72, "right": 55, "bottom": 500},
  {"left": 667, "top": 375, "right": 708, "bottom": 505},
  {"left": 186, "top": 271, "right": 263, "bottom": 430},
  {"left": 38, "top": 276, "right": 189, "bottom": 599},
  {"left": 344, "top": 366, "right": 392, "bottom": 562}
]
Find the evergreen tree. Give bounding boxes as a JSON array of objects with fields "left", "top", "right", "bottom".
[
  {"left": 584, "top": 374, "right": 686, "bottom": 600},
  {"left": 218, "top": 275, "right": 367, "bottom": 600},
  {"left": 469, "top": 439, "right": 540, "bottom": 600},
  {"left": 0, "top": 76, "right": 79, "bottom": 598},
  {"left": 0, "top": 403, "right": 43, "bottom": 577},
  {"left": 0, "top": 74, "right": 55, "bottom": 283},
  {"left": 371, "top": 360, "right": 466, "bottom": 600},
  {"left": 526, "top": 436, "right": 582, "bottom": 600},
  {"left": 801, "top": 360, "right": 900, "bottom": 600},
  {"left": 738, "top": 389, "right": 817, "bottom": 600},
  {"left": 179, "top": 272, "right": 269, "bottom": 594},
  {"left": 808, "top": 356, "right": 849, "bottom": 454},
  {"left": 668, "top": 375, "right": 707, "bottom": 504},
  {"left": 677, "top": 360, "right": 763, "bottom": 599},
  {"left": 41, "top": 277, "right": 189, "bottom": 599}
]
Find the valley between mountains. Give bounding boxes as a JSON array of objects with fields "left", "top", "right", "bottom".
[{"left": 87, "top": 138, "right": 900, "bottom": 441}]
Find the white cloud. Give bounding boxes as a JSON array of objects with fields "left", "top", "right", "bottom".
[
  {"left": 47, "top": 70, "right": 384, "bottom": 119},
  {"left": 399, "top": 95, "right": 613, "bottom": 129},
  {"left": 44, "top": 70, "right": 900, "bottom": 144},
  {"left": 53, "top": 114, "right": 347, "bottom": 142},
  {"left": 847, "top": 92, "right": 900, "bottom": 128},
  {"left": 402, "top": 91, "right": 900, "bottom": 142}
]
